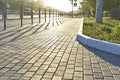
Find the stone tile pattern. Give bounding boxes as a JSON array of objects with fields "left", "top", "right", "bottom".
[{"left": 0, "top": 18, "right": 120, "bottom": 80}]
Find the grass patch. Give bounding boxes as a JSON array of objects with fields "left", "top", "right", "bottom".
[{"left": 83, "top": 17, "right": 120, "bottom": 44}]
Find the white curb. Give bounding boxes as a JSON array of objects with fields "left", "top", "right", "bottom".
[{"left": 77, "top": 18, "right": 120, "bottom": 55}]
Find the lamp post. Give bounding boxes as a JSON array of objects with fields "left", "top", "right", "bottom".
[
  {"left": 69, "top": 0, "right": 74, "bottom": 18},
  {"left": 72, "top": 0, "right": 73, "bottom": 18},
  {"left": 69, "top": 0, "right": 77, "bottom": 18},
  {"left": 69, "top": 0, "right": 73, "bottom": 17},
  {"left": 2, "top": 0, "right": 7, "bottom": 30}
]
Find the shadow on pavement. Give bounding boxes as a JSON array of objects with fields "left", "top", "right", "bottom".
[
  {"left": 0, "top": 18, "right": 65, "bottom": 46},
  {"left": 86, "top": 45, "right": 120, "bottom": 67}
]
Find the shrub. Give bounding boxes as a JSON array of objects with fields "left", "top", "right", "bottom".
[
  {"left": 101, "top": 25, "right": 112, "bottom": 33},
  {"left": 113, "top": 23, "right": 120, "bottom": 40},
  {"left": 83, "top": 17, "right": 120, "bottom": 43}
]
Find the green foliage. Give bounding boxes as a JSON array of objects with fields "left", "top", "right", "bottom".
[
  {"left": 80, "top": 0, "right": 96, "bottom": 17},
  {"left": 83, "top": 17, "right": 120, "bottom": 43},
  {"left": 0, "top": 0, "right": 44, "bottom": 11},
  {"left": 0, "top": 0, "right": 3, "bottom": 10},
  {"left": 33, "top": 0, "right": 44, "bottom": 7},
  {"left": 102, "top": 0, "right": 120, "bottom": 11},
  {"left": 80, "top": 0, "right": 120, "bottom": 17},
  {"left": 113, "top": 24, "right": 120, "bottom": 40},
  {"left": 101, "top": 25, "right": 112, "bottom": 33}
]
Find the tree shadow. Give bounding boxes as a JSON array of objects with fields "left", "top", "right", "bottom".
[
  {"left": 58, "top": 18, "right": 63, "bottom": 24},
  {"left": 9, "top": 24, "right": 40, "bottom": 42},
  {"left": 32, "top": 22, "right": 46, "bottom": 34}
]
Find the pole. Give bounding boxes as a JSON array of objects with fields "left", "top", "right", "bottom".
[
  {"left": 72, "top": 0, "right": 73, "bottom": 18},
  {"left": 20, "top": 5, "right": 23, "bottom": 27},
  {"left": 53, "top": 10, "right": 54, "bottom": 26},
  {"left": 56, "top": 10, "right": 57, "bottom": 22},
  {"left": 38, "top": 7, "right": 41, "bottom": 23},
  {"left": 45, "top": 8, "right": 46, "bottom": 22},
  {"left": 31, "top": 6, "right": 33, "bottom": 25},
  {"left": 49, "top": 9, "right": 50, "bottom": 22},
  {"left": 96, "top": 0, "right": 103, "bottom": 23},
  {"left": 2, "top": 0, "right": 7, "bottom": 30}
]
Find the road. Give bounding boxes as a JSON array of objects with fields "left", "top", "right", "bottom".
[
  {"left": 0, "top": 14, "right": 60, "bottom": 31},
  {"left": 0, "top": 14, "right": 54, "bottom": 20}
]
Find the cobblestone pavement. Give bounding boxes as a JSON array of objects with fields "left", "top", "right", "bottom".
[{"left": 0, "top": 18, "right": 120, "bottom": 80}]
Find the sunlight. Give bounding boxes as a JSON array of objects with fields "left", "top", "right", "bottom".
[{"left": 44, "top": 0, "right": 72, "bottom": 12}]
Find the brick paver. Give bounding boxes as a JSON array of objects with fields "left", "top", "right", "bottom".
[{"left": 0, "top": 18, "right": 120, "bottom": 80}]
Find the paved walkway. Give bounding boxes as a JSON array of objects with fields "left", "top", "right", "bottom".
[{"left": 0, "top": 18, "right": 120, "bottom": 80}]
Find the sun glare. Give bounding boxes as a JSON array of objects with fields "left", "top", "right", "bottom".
[{"left": 44, "top": 0, "right": 72, "bottom": 12}]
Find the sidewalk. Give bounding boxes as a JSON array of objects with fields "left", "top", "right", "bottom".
[{"left": 0, "top": 18, "right": 120, "bottom": 80}]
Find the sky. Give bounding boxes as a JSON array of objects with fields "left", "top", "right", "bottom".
[
  {"left": 43, "top": 0, "right": 82, "bottom": 12},
  {"left": 28, "top": 0, "right": 82, "bottom": 12}
]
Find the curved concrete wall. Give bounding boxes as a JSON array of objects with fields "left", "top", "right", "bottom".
[{"left": 77, "top": 18, "right": 120, "bottom": 55}]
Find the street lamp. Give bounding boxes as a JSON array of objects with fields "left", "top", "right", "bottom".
[
  {"left": 69, "top": 0, "right": 73, "bottom": 17},
  {"left": 69, "top": 0, "right": 77, "bottom": 18}
]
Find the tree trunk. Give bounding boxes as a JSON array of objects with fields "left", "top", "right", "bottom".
[{"left": 95, "top": 0, "right": 103, "bottom": 23}]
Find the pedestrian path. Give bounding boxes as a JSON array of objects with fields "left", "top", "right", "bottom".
[
  {"left": 0, "top": 17, "right": 64, "bottom": 46},
  {"left": 0, "top": 18, "right": 120, "bottom": 80}
]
